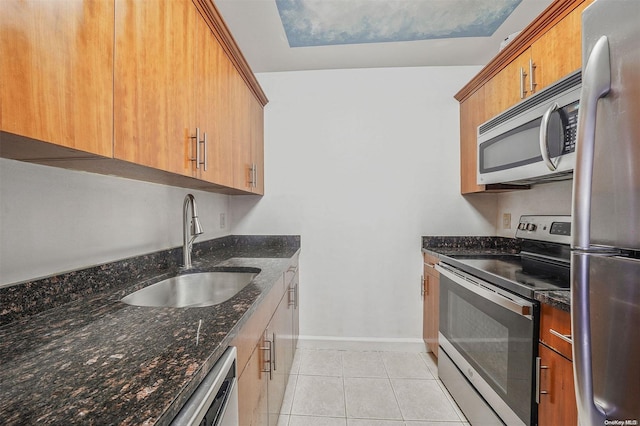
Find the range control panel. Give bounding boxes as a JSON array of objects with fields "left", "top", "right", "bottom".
[{"left": 515, "top": 215, "right": 572, "bottom": 244}]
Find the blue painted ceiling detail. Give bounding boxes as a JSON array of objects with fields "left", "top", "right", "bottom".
[{"left": 276, "top": 0, "right": 522, "bottom": 47}]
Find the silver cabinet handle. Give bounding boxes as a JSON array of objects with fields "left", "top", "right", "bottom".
[
  {"left": 529, "top": 58, "right": 537, "bottom": 94},
  {"left": 420, "top": 275, "right": 425, "bottom": 297},
  {"left": 539, "top": 102, "right": 560, "bottom": 171},
  {"left": 190, "top": 128, "right": 207, "bottom": 170},
  {"left": 260, "top": 339, "right": 272, "bottom": 380},
  {"left": 535, "top": 356, "right": 549, "bottom": 404},
  {"left": 251, "top": 163, "right": 258, "bottom": 188},
  {"left": 572, "top": 36, "right": 611, "bottom": 426},
  {"left": 271, "top": 332, "right": 277, "bottom": 372},
  {"left": 520, "top": 67, "right": 528, "bottom": 99},
  {"left": 288, "top": 285, "right": 296, "bottom": 307},
  {"left": 549, "top": 328, "right": 572, "bottom": 344},
  {"left": 189, "top": 128, "right": 199, "bottom": 167},
  {"left": 202, "top": 132, "right": 207, "bottom": 171},
  {"left": 196, "top": 127, "right": 201, "bottom": 169}
]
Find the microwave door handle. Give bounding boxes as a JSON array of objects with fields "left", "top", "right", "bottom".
[
  {"left": 572, "top": 35, "right": 610, "bottom": 426},
  {"left": 539, "top": 102, "right": 559, "bottom": 171}
]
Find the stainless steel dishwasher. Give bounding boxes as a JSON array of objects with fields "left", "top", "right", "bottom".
[{"left": 172, "top": 346, "right": 238, "bottom": 426}]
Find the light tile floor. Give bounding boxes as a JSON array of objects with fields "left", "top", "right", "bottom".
[{"left": 277, "top": 348, "right": 469, "bottom": 426}]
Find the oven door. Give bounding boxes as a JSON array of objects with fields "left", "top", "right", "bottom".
[{"left": 436, "top": 263, "right": 538, "bottom": 426}]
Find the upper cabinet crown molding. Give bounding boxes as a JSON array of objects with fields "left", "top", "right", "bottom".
[
  {"left": 194, "top": 0, "right": 268, "bottom": 107},
  {"left": 455, "top": 0, "right": 586, "bottom": 103}
]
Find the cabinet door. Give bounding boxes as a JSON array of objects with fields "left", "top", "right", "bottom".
[
  {"left": 195, "top": 11, "right": 234, "bottom": 187},
  {"left": 459, "top": 86, "right": 487, "bottom": 194},
  {"left": 250, "top": 97, "right": 265, "bottom": 194},
  {"left": 0, "top": 0, "right": 113, "bottom": 157},
  {"left": 537, "top": 343, "right": 578, "bottom": 425},
  {"left": 231, "top": 70, "right": 265, "bottom": 194},
  {"left": 267, "top": 294, "right": 294, "bottom": 426},
  {"left": 114, "top": 0, "right": 196, "bottom": 177},
  {"left": 530, "top": 0, "right": 591, "bottom": 92},
  {"left": 422, "top": 254, "right": 440, "bottom": 357},
  {"left": 237, "top": 339, "right": 269, "bottom": 426},
  {"left": 484, "top": 49, "right": 533, "bottom": 118},
  {"left": 291, "top": 270, "right": 300, "bottom": 352}
]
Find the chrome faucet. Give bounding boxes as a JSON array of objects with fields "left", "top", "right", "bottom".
[{"left": 183, "top": 194, "right": 204, "bottom": 268}]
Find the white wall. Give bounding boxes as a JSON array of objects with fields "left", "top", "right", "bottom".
[
  {"left": 230, "top": 66, "right": 498, "bottom": 344},
  {"left": 0, "top": 158, "right": 230, "bottom": 286},
  {"left": 495, "top": 180, "right": 573, "bottom": 237}
]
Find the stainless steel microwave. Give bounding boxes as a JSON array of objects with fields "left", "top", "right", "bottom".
[{"left": 477, "top": 70, "right": 581, "bottom": 185}]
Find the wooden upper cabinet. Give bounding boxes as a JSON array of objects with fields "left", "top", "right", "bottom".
[
  {"left": 484, "top": 50, "right": 533, "bottom": 119},
  {"left": 114, "top": 0, "right": 196, "bottom": 178},
  {"left": 0, "top": 0, "right": 114, "bottom": 157},
  {"left": 459, "top": 86, "right": 487, "bottom": 194},
  {"left": 530, "top": 0, "right": 591, "bottom": 90},
  {"left": 231, "top": 70, "right": 264, "bottom": 194},
  {"left": 195, "top": 13, "right": 234, "bottom": 187}
]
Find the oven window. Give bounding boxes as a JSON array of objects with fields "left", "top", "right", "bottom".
[
  {"left": 439, "top": 273, "right": 536, "bottom": 424},
  {"left": 449, "top": 293, "right": 509, "bottom": 393}
]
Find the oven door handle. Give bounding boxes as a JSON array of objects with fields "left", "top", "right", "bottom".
[{"left": 436, "top": 264, "right": 533, "bottom": 319}]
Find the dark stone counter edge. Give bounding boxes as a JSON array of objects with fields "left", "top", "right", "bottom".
[
  {"left": 0, "top": 235, "right": 301, "bottom": 328},
  {"left": 534, "top": 290, "right": 571, "bottom": 312},
  {"left": 422, "top": 236, "right": 521, "bottom": 257}
]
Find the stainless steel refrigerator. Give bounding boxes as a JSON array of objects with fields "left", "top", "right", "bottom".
[{"left": 572, "top": 0, "right": 640, "bottom": 425}]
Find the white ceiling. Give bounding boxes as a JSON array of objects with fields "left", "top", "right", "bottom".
[{"left": 213, "top": 0, "right": 554, "bottom": 73}]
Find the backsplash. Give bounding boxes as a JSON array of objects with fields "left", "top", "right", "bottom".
[{"left": 0, "top": 235, "right": 300, "bottom": 327}]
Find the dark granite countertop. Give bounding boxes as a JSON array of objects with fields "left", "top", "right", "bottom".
[
  {"left": 535, "top": 290, "right": 571, "bottom": 312},
  {"left": 0, "top": 235, "right": 300, "bottom": 425},
  {"left": 422, "top": 236, "right": 521, "bottom": 257}
]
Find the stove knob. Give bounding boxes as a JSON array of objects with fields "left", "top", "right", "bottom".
[
  {"left": 527, "top": 223, "right": 537, "bottom": 231},
  {"left": 518, "top": 223, "right": 526, "bottom": 230}
]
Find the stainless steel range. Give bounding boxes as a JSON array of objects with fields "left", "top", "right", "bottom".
[{"left": 436, "top": 215, "right": 571, "bottom": 426}]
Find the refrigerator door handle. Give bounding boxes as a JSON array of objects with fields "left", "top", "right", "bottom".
[
  {"left": 571, "top": 35, "right": 611, "bottom": 426},
  {"left": 572, "top": 36, "right": 611, "bottom": 250}
]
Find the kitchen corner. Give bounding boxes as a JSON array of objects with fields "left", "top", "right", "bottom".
[{"left": 0, "top": 235, "right": 300, "bottom": 425}]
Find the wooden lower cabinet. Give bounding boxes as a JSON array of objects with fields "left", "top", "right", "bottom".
[
  {"left": 237, "top": 339, "right": 269, "bottom": 426},
  {"left": 267, "top": 293, "right": 294, "bottom": 426},
  {"left": 537, "top": 343, "right": 578, "bottom": 425},
  {"left": 422, "top": 253, "right": 440, "bottom": 357},
  {"left": 234, "top": 257, "right": 299, "bottom": 426},
  {"left": 537, "top": 303, "right": 577, "bottom": 425}
]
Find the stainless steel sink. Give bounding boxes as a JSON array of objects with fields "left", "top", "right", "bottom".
[{"left": 121, "top": 271, "right": 257, "bottom": 308}]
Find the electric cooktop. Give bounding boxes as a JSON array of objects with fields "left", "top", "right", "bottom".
[{"left": 440, "top": 216, "right": 572, "bottom": 299}]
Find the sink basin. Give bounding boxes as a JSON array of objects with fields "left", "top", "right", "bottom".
[{"left": 121, "top": 271, "right": 257, "bottom": 308}]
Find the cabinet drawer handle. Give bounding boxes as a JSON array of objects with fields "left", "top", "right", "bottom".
[
  {"left": 529, "top": 58, "right": 537, "bottom": 94},
  {"left": 272, "top": 332, "right": 277, "bottom": 372},
  {"left": 260, "top": 339, "right": 272, "bottom": 380},
  {"left": 549, "top": 328, "right": 572, "bottom": 344},
  {"left": 202, "top": 132, "right": 208, "bottom": 171},
  {"left": 535, "top": 356, "right": 549, "bottom": 404},
  {"left": 520, "top": 67, "right": 528, "bottom": 99},
  {"left": 288, "top": 285, "right": 296, "bottom": 307},
  {"left": 196, "top": 128, "right": 201, "bottom": 170}
]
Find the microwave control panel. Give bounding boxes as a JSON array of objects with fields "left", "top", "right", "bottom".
[{"left": 562, "top": 101, "right": 580, "bottom": 154}]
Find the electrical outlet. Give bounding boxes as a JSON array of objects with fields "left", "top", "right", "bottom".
[
  {"left": 503, "top": 213, "right": 511, "bottom": 229},
  {"left": 219, "top": 213, "right": 226, "bottom": 229}
]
